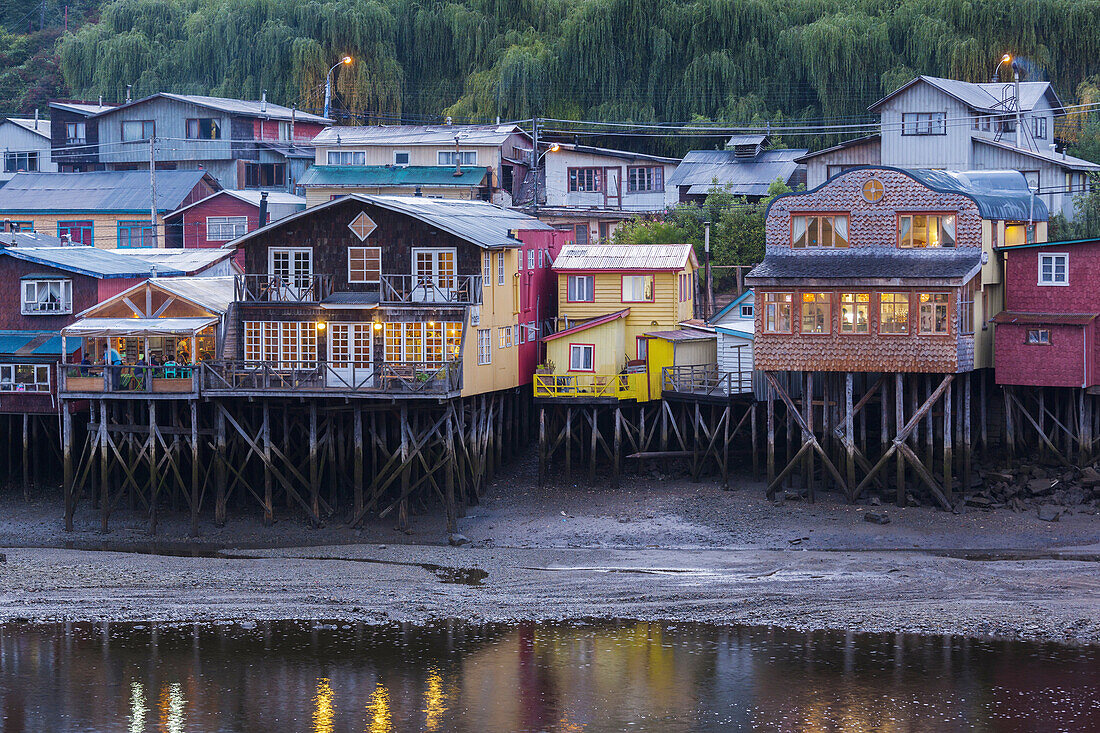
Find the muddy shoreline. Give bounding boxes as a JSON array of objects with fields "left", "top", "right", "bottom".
[{"left": 1, "top": 456, "right": 1097, "bottom": 644}]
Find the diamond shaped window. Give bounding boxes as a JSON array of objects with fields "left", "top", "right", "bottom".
[{"left": 348, "top": 212, "right": 377, "bottom": 241}]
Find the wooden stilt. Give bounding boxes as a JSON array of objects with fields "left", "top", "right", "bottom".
[
  {"left": 943, "top": 375, "right": 953, "bottom": 505},
  {"left": 148, "top": 400, "right": 158, "bottom": 535},
  {"left": 750, "top": 401, "right": 759, "bottom": 481},
  {"left": 62, "top": 403, "right": 74, "bottom": 531},
  {"left": 766, "top": 381, "right": 775, "bottom": 493},
  {"left": 398, "top": 404, "right": 410, "bottom": 531},
  {"left": 979, "top": 373, "right": 988, "bottom": 456},
  {"left": 612, "top": 405, "right": 621, "bottom": 490},
  {"left": 537, "top": 406, "right": 546, "bottom": 488},
  {"left": 963, "top": 375, "right": 972, "bottom": 499},
  {"left": 895, "top": 373, "right": 905, "bottom": 507},
  {"left": 190, "top": 400, "right": 200, "bottom": 537},
  {"left": 445, "top": 405, "right": 457, "bottom": 534},
  {"left": 309, "top": 402, "right": 320, "bottom": 526},
  {"left": 353, "top": 407, "right": 364, "bottom": 522},
  {"left": 262, "top": 401, "right": 273, "bottom": 526},
  {"left": 21, "top": 413, "right": 29, "bottom": 500},
  {"left": 214, "top": 406, "right": 227, "bottom": 526},
  {"left": 564, "top": 406, "right": 572, "bottom": 486},
  {"left": 1005, "top": 386, "right": 1015, "bottom": 458},
  {"left": 845, "top": 373, "right": 855, "bottom": 500}
]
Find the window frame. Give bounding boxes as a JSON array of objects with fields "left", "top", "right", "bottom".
[
  {"left": 205, "top": 215, "right": 249, "bottom": 242},
  {"left": 65, "top": 122, "right": 86, "bottom": 145},
  {"left": 896, "top": 213, "right": 957, "bottom": 249},
  {"left": 527, "top": 249, "right": 535, "bottom": 270},
  {"left": 626, "top": 165, "right": 663, "bottom": 193},
  {"left": 762, "top": 292, "right": 793, "bottom": 334},
  {"left": 790, "top": 213, "right": 849, "bottom": 249},
  {"left": 567, "top": 274, "right": 594, "bottom": 303},
  {"left": 185, "top": 118, "right": 222, "bottom": 140},
  {"left": 621, "top": 274, "right": 655, "bottom": 303},
  {"left": 568, "top": 167, "right": 604, "bottom": 193},
  {"left": 482, "top": 251, "right": 491, "bottom": 282},
  {"left": 21, "top": 278, "right": 73, "bottom": 315},
  {"left": 878, "top": 292, "right": 910, "bottom": 335},
  {"left": 1038, "top": 253, "right": 1069, "bottom": 286},
  {"left": 0, "top": 363, "right": 51, "bottom": 392},
  {"left": 477, "top": 329, "right": 491, "bottom": 365},
  {"left": 917, "top": 292, "right": 951, "bottom": 336},
  {"left": 3, "top": 151, "right": 39, "bottom": 173},
  {"left": 498, "top": 326, "right": 513, "bottom": 349},
  {"left": 1026, "top": 328, "right": 1051, "bottom": 345},
  {"left": 121, "top": 119, "right": 155, "bottom": 142},
  {"left": 243, "top": 161, "right": 286, "bottom": 189},
  {"left": 838, "top": 292, "right": 871, "bottom": 335},
  {"left": 1032, "top": 116, "right": 1047, "bottom": 139},
  {"left": 740, "top": 304, "right": 754, "bottom": 319},
  {"left": 901, "top": 111, "right": 947, "bottom": 136},
  {"left": 57, "top": 220, "right": 93, "bottom": 246},
  {"left": 568, "top": 343, "right": 595, "bottom": 372},
  {"left": 116, "top": 220, "right": 155, "bottom": 249},
  {"left": 393, "top": 150, "right": 410, "bottom": 166},
  {"left": 347, "top": 246, "right": 382, "bottom": 284},
  {"left": 327, "top": 150, "right": 366, "bottom": 166},
  {"left": 497, "top": 252, "right": 505, "bottom": 286},
  {"left": 437, "top": 150, "right": 477, "bottom": 166},
  {"left": 800, "top": 292, "right": 832, "bottom": 335}
]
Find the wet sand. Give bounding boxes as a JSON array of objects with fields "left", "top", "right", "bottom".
[{"left": 0, "top": 456, "right": 1097, "bottom": 644}]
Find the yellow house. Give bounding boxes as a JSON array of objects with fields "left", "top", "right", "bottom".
[{"left": 538, "top": 244, "right": 699, "bottom": 401}]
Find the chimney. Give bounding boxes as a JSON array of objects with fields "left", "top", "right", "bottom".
[
  {"left": 261, "top": 90, "right": 267, "bottom": 114},
  {"left": 2, "top": 219, "right": 11, "bottom": 233},
  {"left": 414, "top": 186, "right": 423, "bottom": 197},
  {"left": 258, "top": 191, "right": 269, "bottom": 227},
  {"left": 98, "top": 95, "right": 103, "bottom": 106},
  {"left": 290, "top": 105, "right": 296, "bottom": 141},
  {"left": 126, "top": 85, "right": 132, "bottom": 103},
  {"left": 34, "top": 109, "right": 39, "bottom": 125},
  {"left": 150, "top": 264, "right": 157, "bottom": 279}
]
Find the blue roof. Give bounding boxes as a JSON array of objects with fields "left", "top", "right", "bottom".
[
  {"left": 0, "top": 330, "right": 80, "bottom": 356},
  {"left": 33, "top": 336, "right": 80, "bottom": 355},
  {"left": 715, "top": 324, "right": 754, "bottom": 340},
  {"left": 708, "top": 290, "right": 753, "bottom": 324},
  {"left": 0, "top": 246, "right": 188, "bottom": 279},
  {"left": 0, "top": 170, "right": 216, "bottom": 213}
]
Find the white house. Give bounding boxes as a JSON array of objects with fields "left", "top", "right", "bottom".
[
  {"left": 708, "top": 290, "right": 755, "bottom": 380},
  {"left": 797, "top": 75, "right": 1100, "bottom": 219},
  {"left": 0, "top": 117, "right": 56, "bottom": 184}
]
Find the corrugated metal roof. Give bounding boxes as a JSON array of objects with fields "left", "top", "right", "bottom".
[
  {"left": 552, "top": 244, "right": 696, "bottom": 271},
  {"left": 542, "top": 309, "right": 630, "bottom": 342},
  {"left": 113, "top": 248, "right": 233, "bottom": 275},
  {"left": 33, "top": 335, "right": 81, "bottom": 355},
  {"left": 0, "top": 333, "right": 37, "bottom": 355},
  {"left": 148, "top": 276, "right": 235, "bottom": 313},
  {"left": 902, "top": 168, "right": 1049, "bottom": 220},
  {"left": 311, "top": 124, "right": 526, "bottom": 147},
  {"left": 668, "top": 149, "right": 807, "bottom": 196},
  {"left": 746, "top": 251, "right": 982, "bottom": 282},
  {"left": 164, "top": 189, "right": 305, "bottom": 218},
  {"left": 0, "top": 246, "right": 187, "bottom": 279},
  {"left": 0, "top": 330, "right": 79, "bottom": 356},
  {"left": 4, "top": 118, "right": 50, "bottom": 138},
  {"left": 0, "top": 231, "right": 65, "bottom": 247},
  {"left": 975, "top": 138, "right": 1100, "bottom": 172},
  {"left": 0, "top": 170, "right": 215, "bottom": 213},
  {"left": 794, "top": 135, "right": 880, "bottom": 163},
  {"left": 726, "top": 134, "right": 767, "bottom": 147},
  {"left": 49, "top": 101, "right": 115, "bottom": 116},
  {"left": 554, "top": 143, "right": 679, "bottom": 165},
  {"left": 298, "top": 165, "right": 488, "bottom": 187},
  {"left": 870, "top": 76, "right": 1060, "bottom": 113},
  {"left": 93, "top": 93, "right": 331, "bottom": 124},
  {"left": 645, "top": 329, "right": 715, "bottom": 342}
]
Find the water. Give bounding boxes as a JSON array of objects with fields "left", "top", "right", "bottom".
[{"left": 0, "top": 621, "right": 1097, "bottom": 732}]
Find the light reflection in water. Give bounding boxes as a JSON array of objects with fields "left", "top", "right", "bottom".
[
  {"left": 129, "top": 682, "right": 147, "bottom": 733},
  {"left": 158, "top": 682, "right": 184, "bottom": 733},
  {"left": 313, "top": 678, "right": 334, "bottom": 733},
  {"left": 423, "top": 669, "right": 446, "bottom": 731},
  {"left": 365, "top": 682, "right": 392, "bottom": 733}
]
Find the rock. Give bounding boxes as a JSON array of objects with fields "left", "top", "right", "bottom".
[
  {"left": 869, "top": 496, "right": 882, "bottom": 506},
  {"left": 864, "top": 511, "right": 891, "bottom": 525},
  {"left": 1079, "top": 466, "right": 1100, "bottom": 487},
  {"left": 986, "top": 471, "right": 1015, "bottom": 483},
  {"left": 448, "top": 533, "right": 470, "bottom": 546},
  {"left": 0, "top": 553, "right": 5, "bottom": 562},
  {"left": 783, "top": 490, "right": 803, "bottom": 501},
  {"left": 1037, "top": 505, "right": 1063, "bottom": 522},
  {"left": 1028, "top": 478, "right": 1052, "bottom": 496},
  {"left": 966, "top": 495, "right": 992, "bottom": 508}
]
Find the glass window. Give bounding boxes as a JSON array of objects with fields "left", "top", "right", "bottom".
[
  {"left": 185, "top": 118, "right": 221, "bottom": 140},
  {"left": 622, "top": 275, "right": 654, "bottom": 302},
  {"left": 879, "top": 293, "right": 909, "bottom": 334},
  {"left": 791, "top": 215, "right": 848, "bottom": 248},
  {"left": 394, "top": 151, "right": 410, "bottom": 166},
  {"left": 740, "top": 304, "right": 753, "bottom": 318},
  {"left": 117, "top": 220, "right": 154, "bottom": 248},
  {"left": 568, "top": 168, "right": 603, "bottom": 193},
  {"left": 918, "top": 293, "right": 950, "bottom": 335},
  {"left": 21, "top": 279, "right": 72, "bottom": 315},
  {"left": 1026, "top": 329, "right": 1050, "bottom": 345},
  {"left": 801, "top": 293, "right": 831, "bottom": 334},
  {"left": 0, "top": 364, "right": 50, "bottom": 392},
  {"left": 1033, "top": 116, "right": 1047, "bottom": 139},
  {"left": 121, "top": 120, "right": 155, "bottom": 141},
  {"left": 483, "top": 251, "right": 491, "bottom": 282},
  {"left": 327, "top": 151, "right": 366, "bottom": 165},
  {"left": 498, "top": 326, "right": 513, "bottom": 348},
  {"left": 348, "top": 246, "right": 381, "bottom": 283},
  {"left": 243, "top": 162, "right": 286, "bottom": 188},
  {"left": 897, "top": 214, "right": 955, "bottom": 248},
  {"left": 960, "top": 280, "right": 976, "bottom": 335},
  {"left": 497, "top": 252, "right": 505, "bottom": 285},
  {"left": 65, "top": 122, "right": 86, "bottom": 144},
  {"left": 477, "top": 329, "right": 491, "bottom": 365},
  {"left": 901, "top": 112, "right": 946, "bottom": 135},
  {"left": 627, "top": 166, "right": 663, "bottom": 192},
  {"left": 569, "top": 344, "right": 594, "bottom": 371},
  {"left": 839, "top": 293, "right": 870, "bottom": 334},
  {"left": 763, "top": 293, "right": 792, "bottom": 333},
  {"left": 437, "top": 151, "right": 477, "bottom": 166},
  {"left": 57, "top": 220, "right": 93, "bottom": 246},
  {"left": 527, "top": 249, "right": 535, "bottom": 270},
  {"left": 567, "top": 275, "right": 594, "bottom": 302},
  {"left": 3, "top": 151, "right": 38, "bottom": 173},
  {"left": 206, "top": 216, "right": 249, "bottom": 241},
  {"left": 1038, "top": 254, "right": 1068, "bottom": 285}
]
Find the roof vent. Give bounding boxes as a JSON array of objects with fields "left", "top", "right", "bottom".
[{"left": 445, "top": 116, "right": 453, "bottom": 126}]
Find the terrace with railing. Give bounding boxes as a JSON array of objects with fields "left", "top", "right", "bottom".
[
  {"left": 661, "top": 364, "right": 754, "bottom": 398},
  {"left": 201, "top": 360, "right": 462, "bottom": 397},
  {"left": 234, "top": 274, "right": 333, "bottom": 303},
  {"left": 533, "top": 372, "right": 648, "bottom": 401},
  {"left": 59, "top": 364, "right": 200, "bottom": 397},
  {"left": 379, "top": 274, "right": 482, "bottom": 305}
]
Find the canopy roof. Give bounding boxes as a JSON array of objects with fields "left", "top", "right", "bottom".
[
  {"left": 62, "top": 317, "right": 218, "bottom": 338},
  {"left": 75, "top": 276, "right": 235, "bottom": 319}
]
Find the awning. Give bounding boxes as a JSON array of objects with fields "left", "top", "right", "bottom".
[{"left": 62, "top": 317, "right": 218, "bottom": 338}]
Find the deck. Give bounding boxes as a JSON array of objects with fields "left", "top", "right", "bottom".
[{"left": 661, "top": 365, "right": 755, "bottom": 401}]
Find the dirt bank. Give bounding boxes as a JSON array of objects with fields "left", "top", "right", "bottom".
[{"left": 0, "top": 455, "right": 1097, "bottom": 643}]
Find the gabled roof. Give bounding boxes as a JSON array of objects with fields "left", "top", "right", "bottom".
[
  {"left": 974, "top": 137, "right": 1100, "bottom": 172},
  {"left": 165, "top": 189, "right": 305, "bottom": 218},
  {"left": 552, "top": 244, "right": 697, "bottom": 272},
  {"left": 0, "top": 246, "right": 190, "bottom": 279},
  {"left": 0, "top": 231, "right": 64, "bottom": 247},
  {"left": 551, "top": 143, "right": 679, "bottom": 165},
  {"left": 542, "top": 309, "right": 630, "bottom": 342},
  {"left": 0, "top": 170, "right": 218, "bottom": 213},
  {"left": 48, "top": 100, "right": 116, "bottom": 116},
  {"left": 298, "top": 165, "right": 488, "bottom": 188},
  {"left": 92, "top": 93, "right": 331, "bottom": 124},
  {"left": 726, "top": 134, "right": 768, "bottom": 147},
  {"left": 708, "top": 290, "right": 753, "bottom": 324},
  {"left": 226, "top": 193, "right": 551, "bottom": 251},
  {"left": 794, "top": 135, "right": 880, "bottom": 163},
  {"left": 3, "top": 118, "right": 49, "bottom": 138},
  {"left": 76, "top": 276, "right": 235, "bottom": 318},
  {"left": 111, "top": 248, "right": 235, "bottom": 275},
  {"left": 869, "top": 75, "right": 1063, "bottom": 114},
  {"left": 310, "top": 123, "right": 527, "bottom": 147},
  {"left": 667, "top": 148, "right": 807, "bottom": 197}
]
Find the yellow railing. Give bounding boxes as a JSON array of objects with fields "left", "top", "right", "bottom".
[{"left": 533, "top": 372, "right": 648, "bottom": 401}]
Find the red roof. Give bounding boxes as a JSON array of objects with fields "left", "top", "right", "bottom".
[
  {"left": 991, "top": 312, "right": 1098, "bottom": 326},
  {"left": 542, "top": 309, "right": 630, "bottom": 342}
]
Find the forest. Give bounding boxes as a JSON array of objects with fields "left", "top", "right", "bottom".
[{"left": 3, "top": 0, "right": 1100, "bottom": 156}]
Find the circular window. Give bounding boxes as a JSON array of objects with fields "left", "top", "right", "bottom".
[{"left": 862, "top": 178, "right": 884, "bottom": 203}]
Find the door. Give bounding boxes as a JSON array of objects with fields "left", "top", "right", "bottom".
[
  {"left": 269, "top": 248, "right": 313, "bottom": 301},
  {"left": 411, "top": 248, "right": 457, "bottom": 302},
  {"left": 604, "top": 167, "right": 622, "bottom": 209},
  {"left": 327, "top": 323, "right": 374, "bottom": 388}
]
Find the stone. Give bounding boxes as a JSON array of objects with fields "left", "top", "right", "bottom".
[
  {"left": 864, "top": 511, "right": 891, "bottom": 525},
  {"left": 1037, "top": 505, "right": 1063, "bottom": 522},
  {"left": 1080, "top": 467, "right": 1100, "bottom": 487},
  {"left": 448, "top": 533, "right": 470, "bottom": 546},
  {"left": 966, "top": 495, "right": 992, "bottom": 507},
  {"left": 1027, "top": 478, "right": 1052, "bottom": 496}
]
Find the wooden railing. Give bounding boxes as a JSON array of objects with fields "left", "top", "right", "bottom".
[
  {"left": 533, "top": 372, "right": 646, "bottom": 400},
  {"left": 662, "top": 364, "right": 754, "bottom": 397},
  {"left": 201, "top": 360, "right": 461, "bottom": 395},
  {"left": 379, "top": 274, "right": 482, "bottom": 305},
  {"left": 59, "top": 364, "right": 199, "bottom": 395},
  {"left": 235, "top": 274, "right": 332, "bottom": 303}
]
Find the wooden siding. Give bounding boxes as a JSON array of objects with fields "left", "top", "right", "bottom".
[
  {"left": 303, "top": 185, "right": 479, "bottom": 207},
  {"left": 50, "top": 107, "right": 102, "bottom": 169},
  {"left": 544, "top": 149, "right": 678, "bottom": 211},
  {"left": 878, "top": 83, "right": 972, "bottom": 169},
  {"left": 556, "top": 265, "right": 696, "bottom": 344},
  {"left": 545, "top": 316, "right": 625, "bottom": 376}
]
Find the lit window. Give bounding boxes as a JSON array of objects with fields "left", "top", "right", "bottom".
[
  {"left": 763, "top": 293, "right": 792, "bottom": 333},
  {"left": 1038, "top": 254, "right": 1068, "bottom": 285},
  {"left": 898, "top": 214, "right": 956, "bottom": 248},
  {"left": 879, "top": 293, "right": 909, "bottom": 334},
  {"left": 918, "top": 293, "right": 950, "bottom": 334},
  {"left": 348, "top": 246, "right": 381, "bottom": 283},
  {"left": 622, "top": 275, "right": 654, "bottom": 302},
  {"left": 567, "top": 275, "right": 594, "bottom": 302},
  {"left": 0, "top": 364, "right": 50, "bottom": 393},
  {"left": 861, "top": 178, "right": 884, "bottom": 203},
  {"left": 1026, "top": 329, "right": 1050, "bottom": 344},
  {"left": 206, "top": 216, "right": 248, "bottom": 241},
  {"left": 839, "top": 293, "right": 870, "bottom": 334},
  {"left": 498, "top": 326, "right": 513, "bottom": 348},
  {"left": 569, "top": 344, "right": 594, "bottom": 371},
  {"left": 22, "top": 279, "right": 72, "bottom": 315},
  {"left": 1005, "top": 222, "right": 1036, "bottom": 246},
  {"left": 791, "top": 215, "right": 849, "bottom": 248},
  {"left": 801, "top": 292, "right": 831, "bottom": 334}
]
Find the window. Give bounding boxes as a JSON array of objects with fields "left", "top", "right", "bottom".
[
  {"left": 1038, "top": 253, "right": 1068, "bottom": 285},
  {"left": 121, "top": 120, "right": 155, "bottom": 141},
  {"left": 839, "top": 293, "right": 870, "bottom": 334},
  {"left": 206, "top": 216, "right": 249, "bottom": 241},
  {"left": 3, "top": 152, "right": 38, "bottom": 173},
  {"left": 327, "top": 151, "right": 366, "bottom": 165},
  {"left": 9, "top": 221, "right": 32, "bottom": 232},
  {"left": 65, "top": 122, "right": 86, "bottom": 145},
  {"left": 740, "top": 303, "right": 754, "bottom": 319},
  {"left": 527, "top": 249, "right": 535, "bottom": 270},
  {"left": 1033, "top": 116, "right": 1047, "bottom": 139},
  {"left": 1021, "top": 171, "right": 1040, "bottom": 192},
  {"left": 1005, "top": 222, "right": 1036, "bottom": 246},
  {"left": 791, "top": 214, "right": 849, "bottom": 248},
  {"left": 0, "top": 364, "right": 50, "bottom": 392},
  {"left": 539, "top": 249, "right": 545, "bottom": 268},
  {"left": 897, "top": 214, "right": 956, "bottom": 248},
  {"left": 438, "top": 150, "right": 477, "bottom": 166},
  {"left": 862, "top": 178, "right": 884, "bottom": 203},
  {"left": 477, "top": 329, "right": 491, "bottom": 365},
  {"left": 627, "top": 166, "right": 663, "bottom": 192},
  {"left": 21, "top": 279, "right": 72, "bottom": 314},
  {"left": 960, "top": 280, "right": 976, "bottom": 335},
  {"left": 879, "top": 293, "right": 909, "bottom": 334},
  {"left": 483, "top": 251, "right": 491, "bottom": 282},
  {"left": 622, "top": 275, "right": 654, "bottom": 302},
  {"left": 497, "top": 252, "right": 505, "bottom": 286},
  {"left": 117, "top": 220, "right": 154, "bottom": 248},
  {"left": 243, "top": 162, "right": 286, "bottom": 188},
  {"left": 242, "top": 321, "right": 317, "bottom": 367},
  {"left": 348, "top": 246, "right": 382, "bottom": 283},
  {"left": 57, "top": 220, "right": 93, "bottom": 246},
  {"left": 568, "top": 168, "right": 603, "bottom": 193},
  {"left": 801, "top": 293, "right": 831, "bottom": 334},
  {"left": 185, "top": 118, "right": 221, "bottom": 140},
  {"left": 763, "top": 293, "right": 792, "bottom": 333},
  {"left": 499, "top": 326, "right": 513, "bottom": 348},
  {"left": 637, "top": 337, "right": 648, "bottom": 361},
  {"left": 827, "top": 164, "right": 858, "bottom": 179},
  {"left": 569, "top": 344, "right": 594, "bottom": 371},
  {"left": 567, "top": 274, "right": 594, "bottom": 302},
  {"left": 1026, "top": 329, "right": 1051, "bottom": 345},
  {"left": 901, "top": 112, "right": 946, "bottom": 135},
  {"left": 394, "top": 151, "right": 410, "bottom": 166},
  {"left": 574, "top": 224, "right": 589, "bottom": 245},
  {"left": 918, "top": 293, "right": 950, "bottom": 334}
]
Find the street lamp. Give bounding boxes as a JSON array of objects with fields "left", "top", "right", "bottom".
[
  {"left": 992, "top": 53, "right": 1022, "bottom": 148},
  {"left": 324, "top": 56, "right": 353, "bottom": 119},
  {"left": 531, "top": 142, "right": 560, "bottom": 217}
]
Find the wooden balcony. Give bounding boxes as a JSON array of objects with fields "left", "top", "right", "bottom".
[
  {"left": 533, "top": 372, "right": 648, "bottom": 402},
  {"left": 234, "top": 274, "right": 332, "bottom": 303},
  {"left": 59, "top": 364, "right": 200, "bottom": 398},
  {"left": 379, "top": 274, "right": 482, "bottom": 305},
  {"left": 661, "top": 364, "right": 754, "bottom": 398},
  {"left": 201, "top": 360, "right": 462, "bottom": 397}
]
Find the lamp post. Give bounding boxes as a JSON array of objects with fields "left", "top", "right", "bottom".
[
  {"left": 324, "top": 56, "right": 353, "bottom": 120},
  {"left": 531, "top": 139, "right": 560, "bottom": 218},
  {"left": 993, "top": 53, "right": 1023, "bottom": 148}
]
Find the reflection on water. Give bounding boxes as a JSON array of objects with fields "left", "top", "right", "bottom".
[{"left": 0, "top": 620, "right": 1097, "bottom": 732}]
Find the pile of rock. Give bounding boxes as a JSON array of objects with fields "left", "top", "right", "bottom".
[{"left": 965, "top": 464, "right": 1100, "bottom": 519}]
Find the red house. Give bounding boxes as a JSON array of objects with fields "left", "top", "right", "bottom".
[
  {"left": 993, "top": 237, "right": 1100, "bottom": 388},
  {"left": 165, "top": 190, "right": 306, "bottom": 267},
  {"left": 515, "top": 228, "right": 573, "bottom": 382}
]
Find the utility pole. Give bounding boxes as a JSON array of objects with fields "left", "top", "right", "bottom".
[
  {"left": 149, "top": 136, "right": 158, "bottom": 249},
  {"left": 704, "top": 222, "right": 713, "bottom": 320},
  {"left": 532, "top": 117, "right": 540, "bottom": 217},
  {"left": 1014, "top": 63, "right": 1023, "bottom": 149}
]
